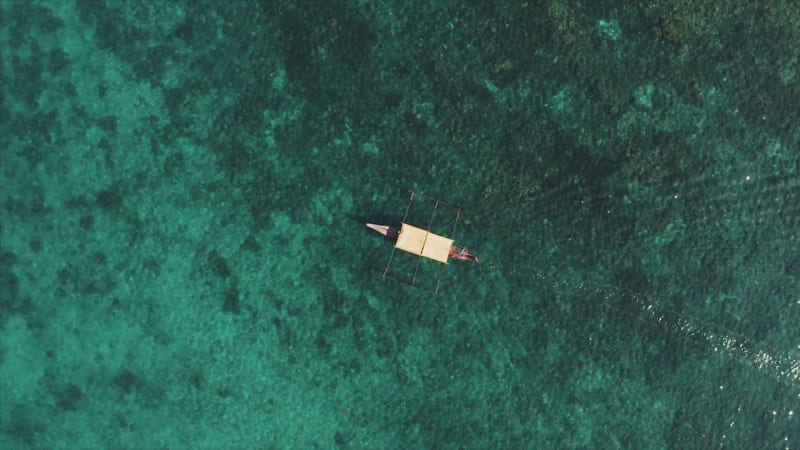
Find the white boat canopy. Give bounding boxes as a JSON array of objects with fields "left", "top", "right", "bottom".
[{"left": 394, "top": 223, "right": 454, "bottom": 264}]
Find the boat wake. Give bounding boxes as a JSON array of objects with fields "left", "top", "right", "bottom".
[
  {"left": 480, "top": 261, "right": 800, "bottom": 392},
  {"left": 611, "top": 285, "right": 800, "bottom": 390}
]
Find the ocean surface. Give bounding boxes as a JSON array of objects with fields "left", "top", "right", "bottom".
[{"left": 1, "top": 1, "right": 798, "bottom": 448}]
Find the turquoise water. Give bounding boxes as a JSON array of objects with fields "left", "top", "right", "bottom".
[{"left": 1, "top": 1, "right": 798, "bottom": 448}]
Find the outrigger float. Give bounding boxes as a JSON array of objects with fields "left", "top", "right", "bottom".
[{"left": 367, "top": 190, "right": 479, "bottom": 294}]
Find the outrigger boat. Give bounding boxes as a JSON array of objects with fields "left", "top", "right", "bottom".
[{"left": 367, "top": 190, "right": 479, "bottom": 294}]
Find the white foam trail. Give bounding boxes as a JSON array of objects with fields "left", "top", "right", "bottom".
[
  {"left": 486, "top": 262, "right": 800, "bottom": 391},
  {"left": 612, "top": 289, "right": 799, "bottom": 390}
]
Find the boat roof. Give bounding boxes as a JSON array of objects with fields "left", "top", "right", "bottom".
[{"left": 395, "top": 223, "right": 454, "bottom": 264}]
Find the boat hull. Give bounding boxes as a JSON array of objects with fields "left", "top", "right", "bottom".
[{"left": 366, "top": 223, "right": 398, "bottom": 238}]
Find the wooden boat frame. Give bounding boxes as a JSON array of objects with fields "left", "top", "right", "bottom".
[{"left": 380, "top": 190, "right": 463, "bottom": 294}]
